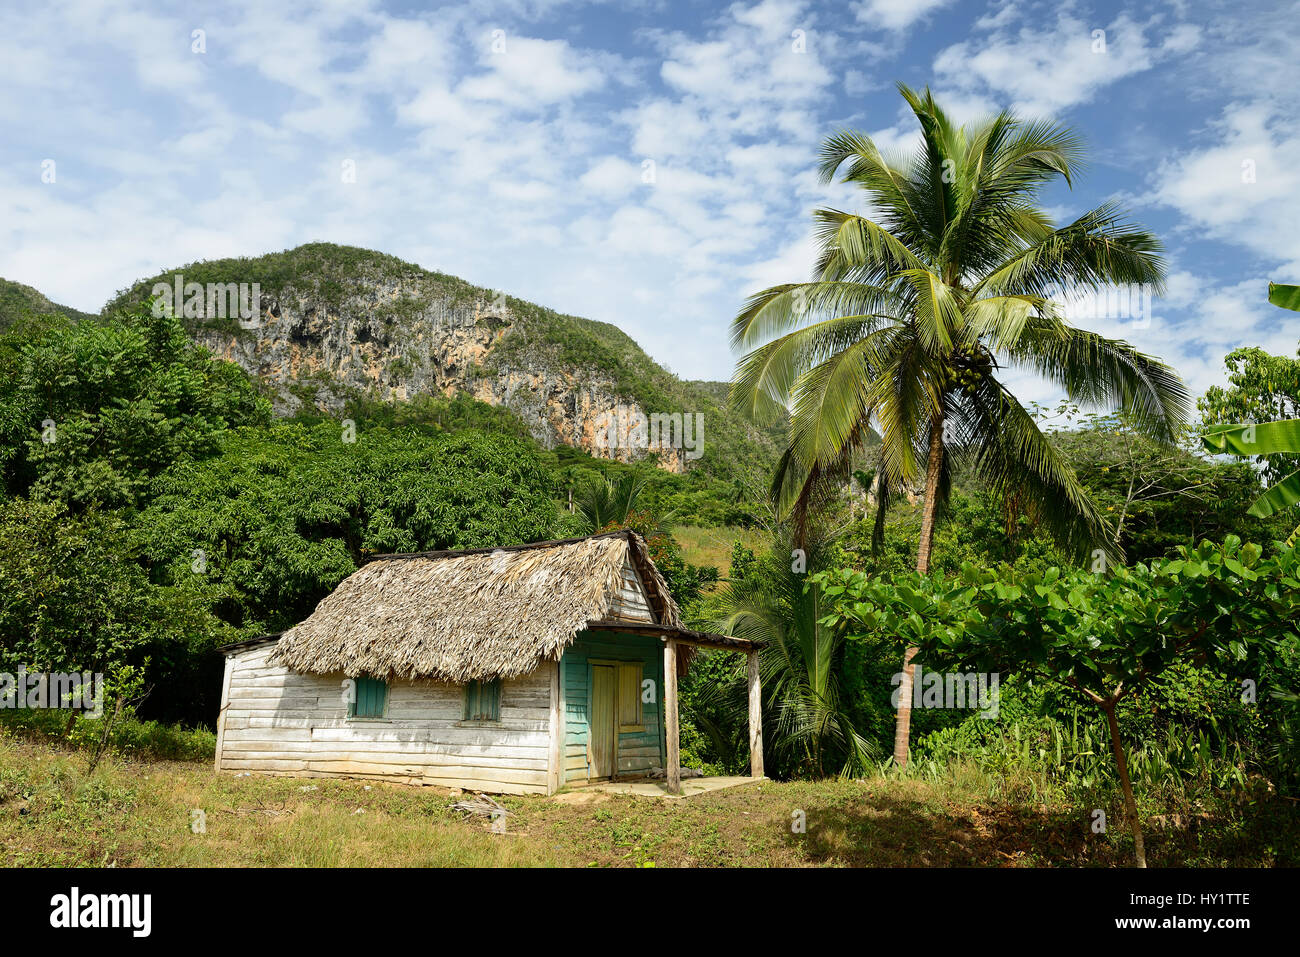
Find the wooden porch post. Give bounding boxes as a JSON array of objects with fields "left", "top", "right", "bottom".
[
  {"left": 547, "top": 658, "right": 563, "bottom": 795},
  {"left": 747, "top": 649, "right": 763, "bottom": 778},
  {"left": 664, "top": 638, "right": 680, "bottom": 794}
]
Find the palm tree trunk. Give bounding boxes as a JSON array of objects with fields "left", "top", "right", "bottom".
[
  {"left": 916, "top": 418, "right": 944, "bottom": 575},
  {"left": 893, "top": 414, "right": 945, "bottom": 767}
]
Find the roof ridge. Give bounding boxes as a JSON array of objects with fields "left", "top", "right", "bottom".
[{"left": 363, "top": 528, "right": 634, "bottom": 564}]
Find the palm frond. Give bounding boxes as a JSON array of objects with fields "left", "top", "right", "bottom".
[
  {"left": 973, "top": 201, "right": 1165, "bottom": 299},
  {"left": 962, "top": 374, "right": 1119, "bottom": 563},
  {"left": 1006, "top": 319, "right": 1190, "bottom": 443}
]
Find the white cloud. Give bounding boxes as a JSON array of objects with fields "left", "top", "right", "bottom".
[
  {"left": 934, "top": 12, "right": 1200, "bottom": 116},
  {"left": 741, "top": 233, "right": 820, "bottom": 291},
  {"left": 1150, "top": 103, "right": 1300, "bottom": 273},
  {"left": 458, "top": 36, "right": 605, "bottom": 107},
  {"left": 854, "top": 0, "right": 955, "bottom": 33},
  {"left": 579, "top": 156, "right": 644, "bottom": 198}
]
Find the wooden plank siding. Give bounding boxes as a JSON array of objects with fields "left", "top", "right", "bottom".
[
  {"left": 562, "top": 630, "right": 665, "bottom": 783},
  {"left": 607, "top": 558, "right": 656, "bottom": 623},
  {"left": 215, "top": 643, "right": 554, "bottom": 795}
]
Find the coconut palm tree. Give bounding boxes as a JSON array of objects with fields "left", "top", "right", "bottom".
[{"left": 730, "top": 85, "right": 1190, "bottom": 766}]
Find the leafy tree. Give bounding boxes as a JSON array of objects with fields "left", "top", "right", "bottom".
[
  {"left": 1199, "top": 346, "right": 1300, "bottom": 463},
  {"left": 1200, "top": 283, "right": 1300, "bottom": 540},
  {"left": 1053, "top": 415, "right": 1275, "bottom": 560},
  {"left": 731, "top": 85, "right": 1188, "bottom": 763},
  {"left": 0, "top": 302, "right": 270, "bottom": 510},
  {"left": 728, "top": 540, "right": 759, "bottom": 582},
  {"left": 820, "top": 538, "right": 1300, "bottom": 866},
  {"left": 0, "top": 498, "right": 231, "bottom": 725},
  {"left": 138, "top": 425, "right": 559, "bottom": 633}
]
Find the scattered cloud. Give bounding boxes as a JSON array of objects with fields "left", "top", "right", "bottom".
[
  {"left": 854, "top": 0, "right": 955, "bottom": 33},
  {"left": 934, "top": 12, "right": 1200, "bottom": 117},
  {"left": 0, "top": 0, "right": 1292, "bottom": 398},
  {"left": 1149, "top": 102, "right": 1300, "bottom": 274}
]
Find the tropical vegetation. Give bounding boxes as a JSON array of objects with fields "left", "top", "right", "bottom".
[
  {"left": 0, "top": 89, "right": 1297, "bottom": 869},
  {"left": 729, "top": 85, "right": 1188, "bottom": 765}
]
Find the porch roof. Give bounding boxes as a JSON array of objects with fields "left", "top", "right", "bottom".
[{"left": 584, "top": 620, "right": 762, "bottom": 652}]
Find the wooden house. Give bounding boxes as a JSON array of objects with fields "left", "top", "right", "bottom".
[{"left": 214, "top": 530, "right": 763, "bottom": 795}]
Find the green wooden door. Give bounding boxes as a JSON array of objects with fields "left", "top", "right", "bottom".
[{"left": 590, "top": 665, "right": 616, "bottom": 779}]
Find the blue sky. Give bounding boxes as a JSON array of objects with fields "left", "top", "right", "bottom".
[{"left": 2, "top": 0, "right": 1298, "bottom": 403}]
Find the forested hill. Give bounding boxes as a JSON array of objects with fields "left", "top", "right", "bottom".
[
  {"left": 0, "top": 278, "right": 95, "bottom": 331},
  {"left": 96, "top": 242, "right": 782, "bottom": 482}
]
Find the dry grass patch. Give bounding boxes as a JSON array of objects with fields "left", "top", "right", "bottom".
[
  {"left": 0, "top": 736, "right": 1287, "bottom": 867},
  {"left": 673, "top": 525, "right": 768, "bottom": 583}
]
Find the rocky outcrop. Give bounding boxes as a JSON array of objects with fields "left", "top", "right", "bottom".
[{"left": 198, "top": 274, "right": 689, "bottom": 471}]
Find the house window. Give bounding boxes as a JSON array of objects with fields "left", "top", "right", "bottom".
[
  {"left": 464, "top": 678, "right": 501, "bottom": 722},
  {"left": 617, "top": 662, "right": 644, "bottom": 732},
  {"left": 350, "top": 677, "right": 387, "bottom": 719}
]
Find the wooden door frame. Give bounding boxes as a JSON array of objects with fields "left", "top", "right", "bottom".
[
  {"left": 587, "top": 657, "right": 643, "bottom": 782},
  {"left": 587, "top": 662, "right": 618, "bottom": 781}
]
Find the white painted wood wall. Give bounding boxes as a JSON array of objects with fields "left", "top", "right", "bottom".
[{"left": 215, "top": 641, "right": 555, "bottom": 795}]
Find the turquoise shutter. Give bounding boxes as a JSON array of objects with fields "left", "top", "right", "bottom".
[
  {"left": 464, "top": 679, "right": 501, "bottom": 721},
  {"left": 353, "top": 677, "right": 387, "bottom": 718}
]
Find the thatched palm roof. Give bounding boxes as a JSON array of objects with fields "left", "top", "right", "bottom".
[{"left": 269, "top": 530, "right": 682, "bottom": 682}]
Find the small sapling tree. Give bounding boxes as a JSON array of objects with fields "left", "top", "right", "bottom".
[{"left": 820, "top": 537, "right": 1300, "bottom": 866}]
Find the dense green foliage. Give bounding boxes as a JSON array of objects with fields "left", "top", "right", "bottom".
[
  {"left": 0, "top": 300, "right": 576, "bottom": 725},
  {"left": 0, "top": 498, "right": 223, "bottom": 675},
  {"left": 0, "top": 497, "right": 230, "bottom": 724},
  {"left": 816, "top": 541, "right": 1300, "bottom": 862},
  {"left": 139, "top": 425, "right": 559, "bottom": 634},
  {"left": 0, "top": 304, "right": 270, "bottom": 509},
  {"left": 1199, "top": 287, "right": 1300, "bottom": 538},
  {"left": 820, "top": 539, "right": 1300, "bottom": 714},
  {"left": 292, "top": 389, "right": 537, "bottom": 441},
  {"left": 1050, "top": 418, "right": 1274, "bottom": 560}
]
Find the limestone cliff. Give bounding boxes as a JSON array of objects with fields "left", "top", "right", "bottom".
[{"left": 103, "top": 243, "right": 778, "bottom": 476}]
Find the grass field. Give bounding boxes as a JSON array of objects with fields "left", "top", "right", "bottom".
[
  {"left": 673, "top": 525, "right": 769, "bottom": 581},
  {"left": 1, "top": 736, "right": 1290, "bottom": 867}
]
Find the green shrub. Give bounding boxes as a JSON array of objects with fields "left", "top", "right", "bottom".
[{"left": 0, "top": 709, "right": 215, "bottom": 763}]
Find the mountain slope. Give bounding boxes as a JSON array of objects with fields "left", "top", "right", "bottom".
[
  {"left": 0, "top": 278, "right": 95, "bottom": 331},
  {"left": 102, "top": 243, "right": 782, "bottom": 481}
]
